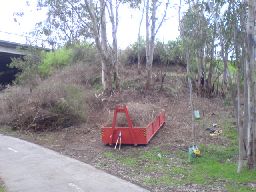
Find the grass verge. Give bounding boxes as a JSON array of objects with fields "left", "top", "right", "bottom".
[{"left": 103, "top": 119, "right": 256, "bottom": 191}]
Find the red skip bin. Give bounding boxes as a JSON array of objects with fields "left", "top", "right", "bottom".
[{"left": 101, "top": 105, "right": 165, "bottom": 146}]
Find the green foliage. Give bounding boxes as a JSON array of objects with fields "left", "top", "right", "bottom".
[
  {"left": 180, "top": 5, "right": 210, "bottom": 49},
  {"left": 104, "top": 151, "right": 114, "bottom": 158},
  {"left": 123, "top": 39, "right": 185, "bottom": 66},
  {"left": 10, "top": 44, "right": 100, "bottom": 86},
  {"left": 71, "top": 43, "right": 99, "bottom": 64},
  {"left": 166, "top": 39, "right": 184, "bottom": 63},
  {"left": 9, "top": 48, "right": 42, "bottom": 85},
  {"left": 122, "top": 39, "right": 146, "bottom": 65},
  {"left": 39, "top": 47, "right": 72, "bottom": 76},
  {"left": 119, "top": 157, "right": 138, "bottom": 167}
]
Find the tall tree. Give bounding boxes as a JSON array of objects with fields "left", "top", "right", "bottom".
[
  {"left": 107, "top": 0, "right": 120, "bottom": 89},
  {"left": 137, "top": 1, "right": 145, "bottom": 74},
  {"left": 245, "top": 0, "right": 256, "bottom": 169},
  {"left": 37, "top": 0, "right": 126, "bottom": 94},
  {"left": 145, "top": 0, "right": 169, "bottom": 89},
  {"left": 37, "top": 0, "right": 90, "bottom": 46}
]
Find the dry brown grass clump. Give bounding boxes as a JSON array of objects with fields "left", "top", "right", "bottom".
[
  {"left": 0, "top": 83, "right": 90, "bottom": 131},
  {"left": 48, "top": 62, "right": 101, "bottom": 87},
  {"left": 0, "top": 63, "right": 102, "bottom": 131},
  {"left": 105, "top": 102, "right": 163, "bottom": 127}
]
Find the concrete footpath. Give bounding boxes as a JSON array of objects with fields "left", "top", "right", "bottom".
[{"left": 0, "top": 134, "right": 148, "bottom": 192}]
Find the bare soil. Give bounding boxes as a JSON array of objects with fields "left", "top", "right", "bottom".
[{"left": 0, "top": 67, "right": 233, "bottom": 192}]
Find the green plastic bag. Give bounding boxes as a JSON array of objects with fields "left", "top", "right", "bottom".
[{"left": 194, "top": 110, "right": 200, "bottom": 120}]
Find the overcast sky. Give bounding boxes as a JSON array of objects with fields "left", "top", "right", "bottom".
[{"left": 0, "top": 0, "right": 185, "bottom": 49}]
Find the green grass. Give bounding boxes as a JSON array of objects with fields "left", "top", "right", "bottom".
[
  {"left": 104, "top": 151, "right": 114, "bottom": 158},
  {"left": 172, "top": 119, "right": 256, "bottom": 190},
  {"left": 103, "top": 118, "right": 256, "bottom": 191},
  {"left": 0, "top": 182, "right": 5, "bottom": 192},
  {"left": 119, "top": 157, "right": 138, "bottom": 167}
]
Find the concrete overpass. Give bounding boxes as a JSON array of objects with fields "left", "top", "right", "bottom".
[
  {"left": 0, "top": 40, "right": 28, "bottom": 55},
  {"left": 0, "top": 40, "right": 49, "bottom": 86}
]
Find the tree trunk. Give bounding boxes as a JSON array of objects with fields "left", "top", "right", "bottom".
[
  {"left": 237, "top": 1, "right": 248, "bottom": 172},
  {"left": 236, "top": 22, "right": 247, "bottom": 172},
  {"left": 221, "top": 41, "right": 229, "bottom": 95},
  {"left": 223, "top": 48, "right": 229, "bottom": 94},
  {"left": 207, "top": 22, "right": 216, "bottom": 94},
  {"left": 108, "top": 0, "right": 119, "bottom": 90},
  {"left": 246, "top": 0, "right": 255, "bottom": 169},
  {"left": 145, "top": 0, "right": 156, "bottom": 89},
  {"left": 100, "top": 0, "right": 112, "bottom": 94},
  {"left": 186, "top": 48, "right": 195, "bottom": 144},
  {"left": 145, "top": 0, "right": 169, "bottom": 89},
  {"left": 197, "top": 48, "right": 204, "bottom": 96},
  {"left": 84, "top": 0, "right": 112, "bottom": 94},
  {"left": 235, "top": 45, "right": 246, "bottom": 173},
  {"left": 237, "top": 64, "right": 243, "bottom": 172},
  {"left": 137, "top": 1, "right": 145, "bottom": 74},
  {"left": 252, "top": 2, "right": 256, "bottom": 165}
]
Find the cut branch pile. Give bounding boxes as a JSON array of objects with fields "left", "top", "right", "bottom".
[{"left": 105, "top": 102, "right": 163, "bottom": 127}]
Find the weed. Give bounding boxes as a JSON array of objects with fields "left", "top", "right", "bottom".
[
  {"left": 119, "top": 157, "right": 138, "bottom": 167},
  {"left": 223, "top": 119, "right": 237, "bottom": 145},
  {"left": 0, "top": 186, "right": 5, "bottom": 192},
  {"left": 104, "top": 151, "right": 114, "bottom": 158},
  {"left": 224, "top": 97, "right": 232, "bottom": 106}
]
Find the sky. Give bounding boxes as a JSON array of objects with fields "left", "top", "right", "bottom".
[{"left": 0, "top": 0, "right": 186, "bottom": 49}]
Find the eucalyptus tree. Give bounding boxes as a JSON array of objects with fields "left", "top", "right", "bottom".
[
  {"left": 226, "top": 0, "right": 248, "bottom": 173},
  {"left": 137, "top": 1, "right": 145, "bottom": 74},
  {"left": 181, "top": 0, "right": 256, "bottom": 171},
  {"left": 218, "top": 0, "right": 242, "bottom": 93},
  {"left": 37, "top": 0, "right": 139, "bottom": 94},
  {"left": 180, "top": 2, "right": 209, "bottom": 95},
  {"left": 213, "top": 0, "right": 256, "bottom": 171},
  {"left": 244, "top": 0, "right": 256, "bottom": 170},
  {"left": 218, "top": 0, "right": 248, "bottom": 172},
  {"left": 145, "top": 0, "right": 170, "bottom": 89},
  {"left": 205, "top": 0, "right": 222, "bottom": 93},
  {"left": 220, "top": 0, "right": 255, "bottom": 172},
  {"left": 37, "top": 0, "right": 90, "bottom": 46}
]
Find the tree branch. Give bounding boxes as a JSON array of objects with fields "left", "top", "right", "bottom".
[{"left": 154, "top": 0, "right": 170, "bottom": 36}]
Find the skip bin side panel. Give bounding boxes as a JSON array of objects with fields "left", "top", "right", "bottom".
[
  {"left": 146, "top": 112, "right": 166, "bottom": 143},
  {"left": 102, "top": 127, "right": 148, "bottom": 145}
]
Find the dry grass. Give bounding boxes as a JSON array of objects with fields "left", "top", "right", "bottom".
[
  {"left": 48, "top": 62, "right": 101, "bottom": 87},
  {"left": 0, "top": 62, "right": 102, "bottom": 131}
]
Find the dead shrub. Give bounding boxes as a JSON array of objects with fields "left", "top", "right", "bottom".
[
  {"left": 0, "top": 86, "right": 31, "bottom": 124},
  {"left": 0, "top": 58, "right": 104, "bottom": 131},
  {"left": 48, "top": 62, "right": 101, "bottom": 88},
  {"left": 105, "top": 102, "right": 163, "bottom": 127},
  {"left": 0, "top": 81, "right": 101, "bottom": 131}
]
